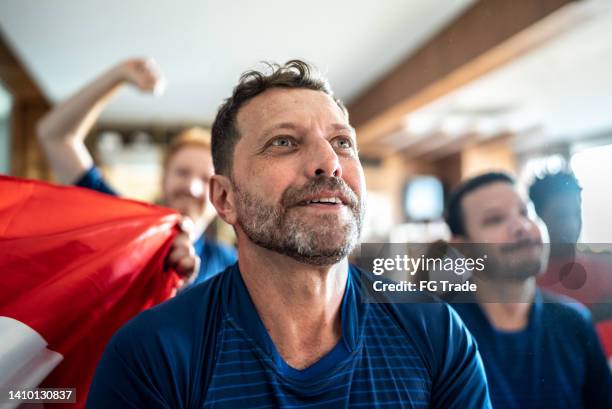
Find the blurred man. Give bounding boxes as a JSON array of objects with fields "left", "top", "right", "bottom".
[
  {"left": 530, "top": 171, "right": 582, "bottom": 248},
  {"left": 37, "top": 58, "right": 236, "bottom": 285},
  {"left": 86, "top": 60, "right": 491, "bottom": 408},
  {"left": 530, "top": 171, "right": 612, "bottom": 304},
  {"left": 530, "top": 170, "right": 612, "bottom": 366},
  {"left": 447, "top": 172, "right": 611, "bottom": 409}
]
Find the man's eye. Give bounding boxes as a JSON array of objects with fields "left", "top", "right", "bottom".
[
  {"left": 333, "top": 137, "right": 353, "bottom": 149},
  {"left": 483, "top": 215, "right": 504, "bottom": 225},
  {"left": 175, "top": 168, "right": 190, "bottom": 178},
  {"left": 270, "top": 137, "right": 296, "bottom": 148}
]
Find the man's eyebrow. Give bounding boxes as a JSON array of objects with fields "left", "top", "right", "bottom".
[
  {"left": 330, "top": 123, "right": 356, "bottom": 135},
  {"left": 261, "top": 123, "right": 301, "bottom": 139},
  {"left": 479, "top": 206, "right": 509, "bottom": 217},
  {"left": 259, "top": 122, "right": 355, "bottom": 140}
]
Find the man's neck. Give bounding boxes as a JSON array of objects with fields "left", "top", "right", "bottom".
[
  {"left": 192, "top": 220, "right": 206, "bottom": 243},
  {"left": 238, "top": 242, "right": 348, "bottom": 370},
  {"left": 473, "top": 275, "right": 537, "bottom": 332}
]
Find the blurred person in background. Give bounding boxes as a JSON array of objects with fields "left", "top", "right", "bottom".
[
  {"left": 530, "top": 170, "right": 612, "bottom": 366},
  {"left": 446, "top": 172, "right": 611, "bottom": 408},
  {"left": 37, "top": 58, "right": 236, "bottom": 285},
  {"left": 530, "top": 170, "right": 612, "bottom": 305}
]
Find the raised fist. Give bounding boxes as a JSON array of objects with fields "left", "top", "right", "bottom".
[{"left": 117, "top": 58, "right": 166, "bottom": 95}]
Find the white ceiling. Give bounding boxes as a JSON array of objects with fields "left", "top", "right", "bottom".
[
  {"left": 402, "top": 1, "right": 612, "bottom": 151},
  {"left": 0, "top": 0, "right": 474, "bottom": 125}
]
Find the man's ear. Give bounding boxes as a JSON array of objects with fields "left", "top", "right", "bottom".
[{"left": 209, "top": 174, "right": 238, "bottom": 225}]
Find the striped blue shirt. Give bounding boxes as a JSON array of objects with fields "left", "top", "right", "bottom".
[
  {"left": 87, "top": 264, "right": 491, "bottom": 408},
  {"left": 451, "top": 291, "right": 612, "bottom": 409}
]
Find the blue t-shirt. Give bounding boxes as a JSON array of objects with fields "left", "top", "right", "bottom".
[
  {"left": 75, "top": 166, "right": 236, "bottom": 284},
  {"left": 86, "top": 264, "right": 491, "bottom": 408},
  {"left": 451, "top": 291, "right": 612, "bottom": 409}
]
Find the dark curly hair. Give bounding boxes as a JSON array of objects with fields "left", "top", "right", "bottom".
[
  {"left": 529, "top": 171, "right": 582, "bottom": 217},
  {"left": 211, "top": 60, "right": 348, "bottom": 176},
  {"left": 445, "top": 172, "right": 516, "bottom": 236}
]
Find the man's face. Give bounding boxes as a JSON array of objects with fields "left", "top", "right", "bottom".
[
  {"left": 229, "top": 88, "right": 366, "bottom": 265},
  {"left": 162, "top": 146, "right": 214, "bottom": 224},
  {"left": 539, "top": 193, "right": 582, "bottom": 245},
  {"left": 461, "top": 182, "right": 547, "bottom": 281}
]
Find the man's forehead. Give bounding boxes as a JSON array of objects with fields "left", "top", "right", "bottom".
[
  {"left": 464, "top": 182, "right": 524, "bottom": 210},
  {"left": 236, "top": 88, "right": 348, "bottom": 132},
  {"left": 167, "top": 146, "right": 213, "bottom": 168}
]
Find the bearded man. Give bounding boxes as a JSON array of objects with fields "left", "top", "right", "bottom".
[
  {"left": 87, "top": 60, "right": 491, "bottom": 409},
  {"left": 446, "top": 172, "right": 611, "bottom": 409}
]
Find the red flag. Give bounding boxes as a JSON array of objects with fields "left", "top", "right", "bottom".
[
  {"left": 0, "top": 175, "right": 181, "bottom": 408},
  {"left": 597, "top": 321, "right": 612, "bottom": 361}
]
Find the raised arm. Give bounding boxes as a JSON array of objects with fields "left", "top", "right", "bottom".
[{"left": 37, "top": 58, "right": 165, "bottom": 184}]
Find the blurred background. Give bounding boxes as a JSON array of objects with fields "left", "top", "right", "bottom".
[{"left": 1, "top": 0, "right": 611, "bottom": 245}]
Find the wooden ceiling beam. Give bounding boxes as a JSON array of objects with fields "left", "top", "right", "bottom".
[
  {"left": 0, "top": 29, "right": 49, "bottom": 103},
  {"left": 348, "top": 0, "right": 596, "bottom": 148}
]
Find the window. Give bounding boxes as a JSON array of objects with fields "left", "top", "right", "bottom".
[
  {"left": 571, "top": 143, "right": 612, "bottom": 242},
  {"left": 0, "top": 81, "right": 12, "bottom": 175}
]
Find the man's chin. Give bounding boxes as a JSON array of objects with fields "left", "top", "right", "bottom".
[
  {"left": 244, "top": 225, "right": 356, "bottom": 266},
  {"left": 290, "top": 210, "right": 358, "bottom": 231},
  {"left": 286, "top": 237, "right": 356, "bottom": 266},
  {"left": 505, "top": 259, "right": 544, "bottom": 280},
  {"left": 286, "top": 250, "right": 347, "bottom": 266}
]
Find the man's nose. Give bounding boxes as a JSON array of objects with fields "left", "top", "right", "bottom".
[
  {"left": 306, "top": 138, "right": 342, "bottom": 178},
  {"left": 511, "top": 215, "right": 535, "bottom": 240},
  {"left": 188, "top": 178, "right": 205, "bottom": 198}
]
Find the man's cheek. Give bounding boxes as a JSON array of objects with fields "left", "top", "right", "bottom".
[
  {"left": 532, "top": 219, "right": 548, "bottom": 244},
  {"left": 486, "top": 227, "right": 509, "bottom": 244}
]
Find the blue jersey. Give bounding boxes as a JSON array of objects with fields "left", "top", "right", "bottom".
[
  {"left": 75, "top": 166, "right": 236, "bottom": 284},
  {"left": 452, "top": 291, "right": 612, "bottom": 409},
  {"left": 87, "top": 264, "right": 491, "bottom": 408}
]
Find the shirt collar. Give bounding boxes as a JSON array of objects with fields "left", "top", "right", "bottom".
[{"left": 222, "top": 263, "right": 366, "bottom": 358}]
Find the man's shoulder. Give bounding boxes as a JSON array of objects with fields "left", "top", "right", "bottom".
[
  {"left": 351, "top": 264, "right": 451, "bottom": 314},
  {"left": 351, "top": 265, "right": 468, "bottom": 343},
  {"left": 540, "top": 289, "right": 592, "bottom": 325},
  {"left": 74, "top": 165, "right": 118, "bottom": 196},
  {"left": 111, "top": 269, "right": 229, "bottom": 354},
  {"left": 350, "top": 266, "right": 489, "bottom": 406},
  {"left": 384, "top": 296, "right": 467, "bottom": 341},
  {"left": 88, "top": 266, "right": 236, "bottom": 407}
]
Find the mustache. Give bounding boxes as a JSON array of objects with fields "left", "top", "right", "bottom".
[
  {"left": 281, "top": 176, "right": 359, "bottom": 210},
  {"left": 499, "top": 239, "right": 542, "bottom": 253}
]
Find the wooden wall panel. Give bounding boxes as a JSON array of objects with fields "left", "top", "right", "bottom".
[{"left": 1, "top": 29, "right": 50, "bottom": 179}]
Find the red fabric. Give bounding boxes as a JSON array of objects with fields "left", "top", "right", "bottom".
[
  {"left": 0, "top": 175, "right": 181, "bottom": 408},
  {"left": 596, "top": 320, "right": 612, "bottom": 360},
  {"left": 538, "top": 252, "right": 612, "bottom": 306}
]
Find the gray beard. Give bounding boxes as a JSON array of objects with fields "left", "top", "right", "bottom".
[{"left": 232, "top": 176, "right": 364, "bottom": 266}]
